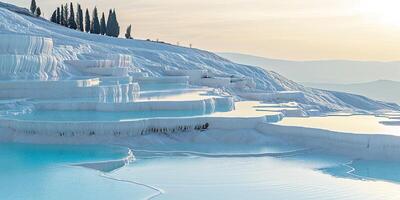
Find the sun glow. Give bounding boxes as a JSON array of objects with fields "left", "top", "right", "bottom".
[{"left": 360, "top": 0, "right": 400, "bottom": 26}]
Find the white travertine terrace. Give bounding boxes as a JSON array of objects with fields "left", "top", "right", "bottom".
[
  {"left": 0, "top": 3, "right": 400, "bottom": 163},
  {"left": 0, "top": 78, "right": 140, "bottom": 103},
  {"left": 0, "top": 55, "right": 59, "bottom": 80},
  {"left": 33, "top": 96, "right": 234, "bottom": 113},
  {"left": 0, "top": 34, "right": 53, "bottom": 55},
  {"left": 238, "top": 91, "right": 305, "bottom": 102},
  {"left": 65, "top": 60, "right": 130, "bottom": 76},
  {"left": 0, "top": 34, "right": 59, "bottom": 80}
]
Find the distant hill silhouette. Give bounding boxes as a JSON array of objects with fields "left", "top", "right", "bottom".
[
  {"left": 302, "top": 80, "right": 400, "bottom": 104},
  {"left": 218, "top": 52, "right": 400, "bottom": 84}
]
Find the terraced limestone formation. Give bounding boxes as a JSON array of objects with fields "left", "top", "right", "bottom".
[
  {"left": 2, "top": 3, "right": 400, "bottom": 199},
  {"left": 1, "top": 1, "right": 400, "bottom": 162}
]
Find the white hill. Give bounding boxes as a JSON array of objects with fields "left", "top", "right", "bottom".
[
  {"left": 218, "top": 52, "right": 400, "bottom": 84},
  {"left": 0, "top": 2, "right": 398, "bottom": 113}
]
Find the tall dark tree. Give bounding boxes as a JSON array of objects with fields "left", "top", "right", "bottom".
[
  {"left": 84, "top": 9, "right": 90, "bottom": 33},
  {"left": 113, "top": 10, "right": 120, "bottom": 37},
  {"left": 35, "top": 7, "right": 41, "bottom": 17},
  {"left": 106, "top": 9, "right": 120, "bottom": 37},
  {"left": 76, "top": 4, "right": 84, "bottom": 31},
  {"left": 63, "top": 3, "right": 69, "bottom": 27},
  {"left": 50, "top": 10, "right": 57, "bottom": 23},
  {"left": 125, "top": 25, "right": 132, "bottom": 39},
  {"left": 60, "top": 5, "right": 65, "bottom": 26},
  {"left": 100, "top": 12, "right": 107, "bottom": 35},
  {"left": 68, "top": 3, "right": 77, "bottom": 29},
  {"left": 30, "top": 0, "right": 37, "bottom": 14},
  {"left": 90, "top": 7, "right": 100, "bottom": 34},
  {"left": 106, "top": 9, "right": 113, "bottom": 36},
  {"left": 56, "top": 7, "right": 61, "bottom": 24}
]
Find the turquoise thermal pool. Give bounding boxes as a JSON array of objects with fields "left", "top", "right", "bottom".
[
  {"left": 2, "top": 138, "right": 400, "bottom": 200},
  {"left": 0, "top": 143, "right": 150, "bottom": 200}
]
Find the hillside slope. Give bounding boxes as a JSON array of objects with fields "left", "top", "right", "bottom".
[{"left": 0, "top": 2, "right": 398, "bottom": 113}]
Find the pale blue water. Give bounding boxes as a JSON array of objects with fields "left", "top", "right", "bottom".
[
  {"left": 2, "top": 142, "right": 400, "bottom": 199},
  {"left": 320, "top": 159, "right": 400, "bottom": 183},
  {"left": 109, "top": 145, "right": 400, "bottom": 200},
  {"left": 0, "top": 143, "right": 152, "bottom": 200}
]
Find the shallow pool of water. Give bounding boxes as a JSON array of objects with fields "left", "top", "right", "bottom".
[
  {"left": 0, "top": 143, "right": 152, "bottom": 200},
  {"left": 2, "top": 140, "right": 400, "bottom": 199},
  {"left": 276, "top": 115, "right": 400, "bottom": 136},
  {"left": 111, "top": 147, "right": 400, "bottom": 200}
]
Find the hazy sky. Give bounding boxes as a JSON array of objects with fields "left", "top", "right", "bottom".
[{"left": 5, "top": 0, "right": 400, "bottom": 61}]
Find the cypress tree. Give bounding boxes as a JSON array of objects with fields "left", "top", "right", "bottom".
[
  {"left": 63, "top": 3, "right": 69, "bottom": 27},
  {"left": 56, "top": 7, "right": 61, "bottom": 24},
  {"left": 90, "top": 7, "right": 100, "bottom": 34},
  {"left": 76, "top": 4, "right": 84, "bottom": 31},
  {"left": 60, "top": 5, "right": 65, "bottom": 26},
  {"left": 68, "top": 3, "right": 77, "bottom": 29},
  {"left": 84, "top": 9, "right": 90, "bottom": 33},
  {"left": 106, "top": 9, "right": 113, "bottom": 36},
  {"left": 35, "top": 7, "right": 41, "bottom": 17},
  {"left": 30, "top": 0, "right": 37, "bottom": 14},
  {"left": 100, "top": 12, "right": 107, "bottom": 35},
  {"left": 50, "top": 10, "right": 57, "bottom": 23},
  {"left": 125, "top": 25, "right": 132, "bottom": 39},
  {"left": 106, "top": 9, "right": 120, "bottom": 37},
  {"left": 112, "top": 10, "right": 120, "bottom": 37}
]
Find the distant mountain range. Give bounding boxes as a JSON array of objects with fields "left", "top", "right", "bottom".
[
  {"left": 302, "top": 80, "right": 400, "bottom": 104},
  {"left": 218, "top": 52, "right": 400, "bottom": 104},
  {"left": 218, "top": 52, "right": 400, "bottom": 84}
]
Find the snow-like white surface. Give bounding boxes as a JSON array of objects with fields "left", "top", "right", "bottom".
[
  {"left": 0, "top": 79, "right": 100, "bottom": 91},
  {"left": 0, "top": 34, "right": 60, "bottom": 80},
  {"left": 33, "top": 96, "right": 234, "bottom": 113},
  {"left": 164, "top": 69, "right": 206, "bottom": 83},
  {"left": 0, "top": 5, "right": 397, "bottom": 112},
  {"left": 65, "top": 58, "right": 135, "bottom": 76},
  {"left": 3, "top": 3, "right": 400, "bottom": 200},
  {"left": 0, "top": 2, "right": 400, "bottom": 163},
  {"left": 0, "top": 80, "right": 140, "bottom": 102},
  {"left": 238, "top": 91, "right": 305, "bottom": 102},
  {"left": 0, "top": 115, "right": 268, "bottom": 141},
  {"left": 0, "top": 34, "right": 53, "bottom": 55},
  {"left": 0, "top": 55, "right": 59, "bottom": 80}
]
